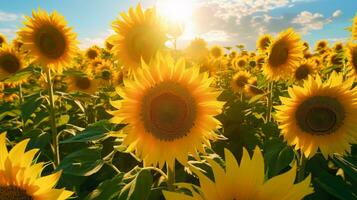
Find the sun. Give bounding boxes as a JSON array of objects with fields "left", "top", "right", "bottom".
[{"left": 156, "top": 0, "right": 195, "bottom": 23}]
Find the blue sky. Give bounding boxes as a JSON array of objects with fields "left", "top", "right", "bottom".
[{"left": 0, "top": 0, "right": 356, "bottom": 50}]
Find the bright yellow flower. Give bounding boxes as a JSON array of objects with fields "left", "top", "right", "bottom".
[
  {"left": 85, "top": 46, "right": 100, "bottom": 60},
  {"left": 263, "top": 28, "right": 304, "bottom": 81},
  {"left": 0, "top": 45, "right": 25, "bottom": 80},
  {"left": 276, "top": 72, "right": 357, "bottom": 158},
  {"left": 18, "top": 9, "right": 78, "bottom": 73},
  {"left": 210, "top": 45, "right": 224, "bottom": 59},
  {"left": 256, "top": 34, "right": 272, "bottom": 52},
  {"left": 66, "top": 74, "right": 99, "bottom": 94},
  {"left": 245, "top": 77, "right": 263, "bottom": 97},
  {"left": 111, "top": 4, "right": 167, "bottom": 70},
  {"left": 0, "top": 133, "right": 73, "bottom": 200},
  {"left": 315, "top": 40, "right": 329, "bottom": 52},
  {"left": 293, "top": 59, "right": 318, "bottom": 82},
  {"left": 231, "top": 70, "right": 251, "bottom": 93},
  {"left": 347, "top": 43, "right": 357, "bottom": 76},
  {"left": 163, "top": 147, "right": 313, "bottom": 200},
  {"left": 109, "top": 54, "right": 223, "bottom": 168},
  {"left": 185, "top": 38, "right": 209, "bottom": 63}
]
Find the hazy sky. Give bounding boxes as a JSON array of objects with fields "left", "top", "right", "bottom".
[{"left": 0, "top": 0, "right": 355, "bottom": 50}]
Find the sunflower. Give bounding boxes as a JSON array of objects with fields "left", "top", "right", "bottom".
[
  {"left": 66, "top": 73, "right": 99, "bottom": 94},
  {"left": 352, "top": 14, "right": 357, "bottom": 40},
  {"left": 12, "top": 38, "right": 24, "bottom": 51},
  {"left": 303, "top": 41, "right": 310, "bottom": 52},
  {"left": 256, "top": 55, "right": 265, "bottom": 68},
  {"left": 276, "top": 72, "right": 357, "bottom": 158},
  {"left": 293, "top": 59, "right": 317, "bottom": 82},
  {"left": 231, "top": 71, "right": 251, "bottom": 93},
  {"left": 95, "top": 60, "right": 114, "bottom": 83},
  {"left": 18, "top": 9, "right": 77, "bottom": 72},
  {"left": 85, "top": 46, "right": 100, "bottom": 60},
  {"left": 109, "top": 54, "right": 223, "bottom": 168},
  {"left": 229, "top": 50, "right": 238, "bottom": 59},
  {"left": 209, "top": 45, "right": 224, "bottom": 59},
  {"left": 185, "top": 38, "right": 209, "bottom": 63},
  {"left": 233, "top": 57, "right": 247, "bottom": 69},
  {"left": 327, "top": 52, "right": 344, "bottom": 67},
  {"left": 256, "top": 34, "right": 272, "bottom": 52},
  {"left": 163, "top": 147, "right": 313, "bottom": 200},
  {"left": 200, "top": 57, "right": 228, "bottom": 76},
  {"left": 332, "top": 42, "right": 344, "bottom": 52},
  {"left": 111, "top": 4, "right": 167, "bottom": 70},
  {"left": 347, "top": 43, "right": 357, "bottom": 75},
  {"left": 304, "top": 50, "right": 314, "bottom": 58},
  {"left": 0, "top": 45, "right": 25, "bottom": 80},
  {"left": 105, "top": 35, "right": 115, "bottom": 51},
  {"left": 0, "top": 133, "right": 73, "bottom": 200},
  {"left": 86, "top": 58, "right": 104, "bottom": 74},
  {"left": 245, "top": 77, "right": 263, "bottom": 97},
  {"left": 111, "top": 70, "right": 124, "bottom": 86},
  {"left": 0, "top": 33, "right": 7, "bottom": 47},
  {"left": 315, "top": 40, "right": 328, "bottom": 53},
  {"left": 263, "top": 28, "right": 304, "bottom": 81}
]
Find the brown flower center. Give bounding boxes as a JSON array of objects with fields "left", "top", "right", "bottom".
[
  {"left": 141, "top": 82, "right": 196, "bottom": 141},
  {"left": 295, "top": 96, "right": 345, "bottom": 135},
  {"left": 0, "top": 186, "right": 33, "bottom": 200},
  {"left": 238, "top": 60, "right": 246, "bottom": 67},
  {"left": 295, "top": 64, "right": 310, "bottom": 81},
  {"left": 268, "top": 40, "right": 289, "bottom": 68},
  {"left": 86, "top": 49, "right": 99, "bottom": 60},
  {"left": 75, "top": 77, "right": 91, "bottom": 90},
  {"left": 259, "top": 37, "right": 270, "bottom": 50},
  {"left": 0, "top": 53, "right": 21, "bottom": 74},
  {"left": 235, "top": 76, "right": 248, "bottom": 88},
  {"left": 34, "top": 25, "right": 66, "bottom": 59}
]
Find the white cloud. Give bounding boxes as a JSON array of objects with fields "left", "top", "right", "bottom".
[
  {"left": 332, "top": 10, "right": 342, "bottom": 18},
  {"left": 326, "top": 37, "right": 348, "bottom": 43},
  {"left": 78, "top": 29, "right": 115, "bottom": 49},
  {"left": 199, "top": 0, "right": 294, "bottom": 23},
  {"left": 201, "top": 30, "right": 232, "bottom": 42},
  {"left": 0, "top": 28, "right": 17, "bottom": 40},
  {"left": 0, "top": 11, "right": 19, "bottom": 21},
  {"left": 292, "top": 10, "right": 342, "bottom": 35}
]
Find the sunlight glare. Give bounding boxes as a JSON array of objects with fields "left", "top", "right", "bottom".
[{"left": 156, "top": 0, "right": 195, "bottom": 23}]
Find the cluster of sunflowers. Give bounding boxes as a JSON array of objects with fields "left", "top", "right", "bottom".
[{"left": 0, "top": 4, "right": 356, "bottom": 200}]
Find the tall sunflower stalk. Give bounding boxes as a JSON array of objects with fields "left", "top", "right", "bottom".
[{"left": 45, "top": 68, "right": 60, "bottom": 167}]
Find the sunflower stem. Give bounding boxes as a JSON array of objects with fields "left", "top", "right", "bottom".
[
  {"left": 18, "top": 83, "right": 26, "bottom": 132},
  {"left": 297, "top": 151, "right": 307, "bottom": 182},
  {"left": 167, "top": 163, "right": 176, "bottom": 191},
  {"left": 266, "top": 82, "right": 274, "bottom": 123},
  {"left": 46, "top": 68, "right": 60, "bottom": 167}
]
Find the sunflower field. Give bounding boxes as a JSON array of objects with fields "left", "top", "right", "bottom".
[{"left": 0, "top": 3, "right": 357, "bottom": 200}]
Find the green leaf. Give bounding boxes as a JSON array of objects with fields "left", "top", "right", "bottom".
[
  {"left": 57, "top": 146, "right": 104, "bottom": 176},
  {"left": 21, "top": 93, "right": 43, "bottom": 122},
  {"left": 264, "top": 138, "right": 294, "bottom": 177},
  {"left": 315, "top": 170, "right": 357, "bottom": 200},
  {"left": 61, "top": 120, "right": 114, "bottom": 143},
  {"left": 3, "top": 70, "right": 32, "bottom": 83},
  {"left": 126, "top": 169, "right": 153, "bottom": 200},
  {"left": 248, "top": 93, "right": 266, "bottom": 104},
  {"left": 333, "top": 154, "right": 357, "bottom": 183},
  {"left": 85, "top": 173, "right": 125, "bottom": 200}
]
